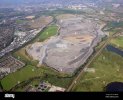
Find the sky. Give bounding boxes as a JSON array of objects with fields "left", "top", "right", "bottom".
[{"left": 0, "top": 0, "right": 122, "bottom": 5}]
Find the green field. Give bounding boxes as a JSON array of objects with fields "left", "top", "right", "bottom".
[
  {"left": 111, "top": 36, "right": 123, "bottom": 49},
  {"left": 1, "top": 65, "right": 59, "bottom": 91},
  {"left": 1, "top": 65, "right": 45, "bottom": 91},
  {"left": 72, "top": 49, "right": 123, "bottom": 91},
  {"left": 37, "top": 25, "right": 58, "bottom": 42},
  {"left": 1, "top": 65, "right": 72, "bottom": 91}
]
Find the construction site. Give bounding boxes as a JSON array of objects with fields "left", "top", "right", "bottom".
[{"left": 26, "top": 14, "right": 107, "bottom": 74}]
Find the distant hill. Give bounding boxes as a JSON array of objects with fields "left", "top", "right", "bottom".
[
  {"left": 0, "top": 0, "right": 24, "bottom": 4},
  {"left": 0, "top": 0, "right": 123, "bottom": 6}
]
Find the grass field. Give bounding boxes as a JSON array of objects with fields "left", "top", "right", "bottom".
[
  {"left": 1, "top": 65, "right": 59, "bottom": 91},
  {"left": 37, "top": 25, "right": 58, "bottom": 42},
  {"left": 1, "top": 65, "right": 72, "bottom": 91},
  {"left": 111, "top": 36, "right": 123, "bottom": 49},
  {"left": 72, "top": 49, "right": 123, "bottom": 91}
]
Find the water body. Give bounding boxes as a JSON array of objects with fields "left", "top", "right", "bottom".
[
  {"left": 106, "top": 82, "right": 123, "bottom": 92},
  {"left": 106, "top": 45, "right": 123, "bottom": 57}
]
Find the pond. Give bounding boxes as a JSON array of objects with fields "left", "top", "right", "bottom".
[
  {"left": 106, "top": 45, "right": 123, "bottom": 57},
  {"left": 106, "top": 82, "right": 123, "bottom": 92}
]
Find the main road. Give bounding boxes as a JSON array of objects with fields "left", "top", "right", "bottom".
[{"left": 66, "top": 32, "right": 118, "bottom": 92}]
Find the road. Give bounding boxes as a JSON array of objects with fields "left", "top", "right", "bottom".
[{"left": 66, "top": 33, "right": 117, "bottom": 92}]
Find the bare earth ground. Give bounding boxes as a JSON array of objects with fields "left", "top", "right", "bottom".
[
  {"left": 26, "top": 14, "right": 107, "bottom": 74},
  {"left": 28, "top": 16, "right": 53, "bottom": 29}
]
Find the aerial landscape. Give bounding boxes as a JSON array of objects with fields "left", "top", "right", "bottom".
[{"left": 0, "top": 0, "right": 123, "bottom": 92}]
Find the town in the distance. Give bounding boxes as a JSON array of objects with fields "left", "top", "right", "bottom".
[{"left": 0, "top": 0, "right": 123, "bottom": 92}]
